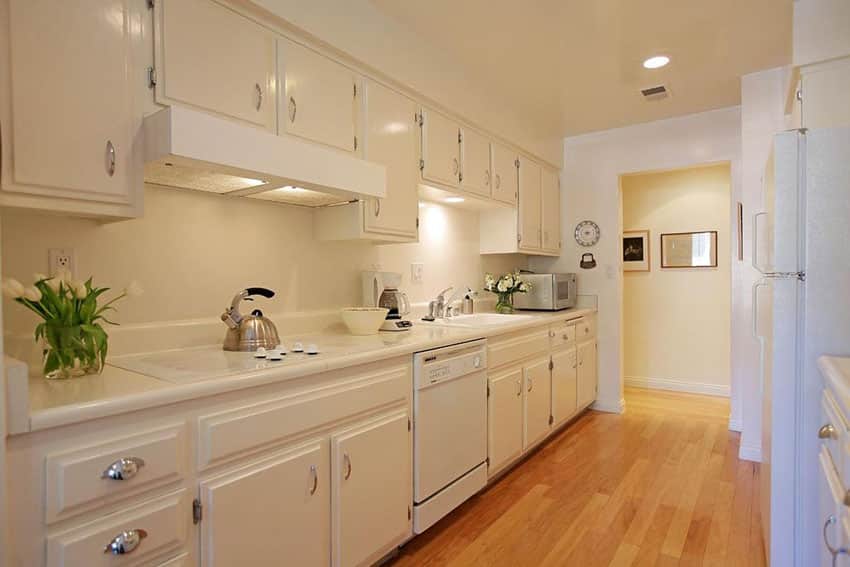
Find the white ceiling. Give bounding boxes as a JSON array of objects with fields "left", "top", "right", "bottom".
[{"left": 369, "top": 0, "right": 792, "bottom": 137}]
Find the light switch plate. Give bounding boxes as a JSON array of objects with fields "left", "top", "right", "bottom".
[
  {"left": 48, "top": 248, "right": 75, "bottom": 278},
  {"left": 411, "top": 263, "right": 424, "bottom": 284}
]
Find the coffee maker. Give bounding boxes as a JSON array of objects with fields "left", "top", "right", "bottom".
[{"left": 362, "top": 271, "right": 413, "bottom": 332}]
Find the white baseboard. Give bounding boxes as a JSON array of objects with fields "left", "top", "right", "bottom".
[
  {"left": 624, "top": 376, "right": 730, "bottom": 398},
  {"left": 592, "top": 397, "right": 625, "bottom": 414},
  {"left": 739, "top": 443, "right": 762, "bottom": 463},
  {"left": 728, "top": 417, "right": 743, "bottom": 432}
]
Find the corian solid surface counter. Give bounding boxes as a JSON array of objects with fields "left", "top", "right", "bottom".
[{"left": 18, "top": 308, "right": 596, "bottom": 433}]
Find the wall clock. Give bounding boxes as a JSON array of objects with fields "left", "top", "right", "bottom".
[{"left": 574, "top": 220, "right": 601, "bottom": 247}]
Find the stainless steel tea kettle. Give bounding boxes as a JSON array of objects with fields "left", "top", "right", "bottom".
[{"left": 221, "top": 287, "right": 281, "bottom": 351}]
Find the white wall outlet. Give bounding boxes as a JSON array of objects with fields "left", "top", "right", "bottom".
[
  {"left": 48, "top": 248, "right": 75, "bottom": 278},
  {"left": 411, "top": 262, "right": 424, "bottom": 284}
]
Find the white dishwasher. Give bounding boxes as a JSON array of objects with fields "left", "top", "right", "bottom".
[{"left": 412, "top": 339, "right": 488, "bottom": 533}]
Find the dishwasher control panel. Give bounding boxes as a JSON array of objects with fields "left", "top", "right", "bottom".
[{"left": 413, "top": 339, "right": 487, "bottom": 389}]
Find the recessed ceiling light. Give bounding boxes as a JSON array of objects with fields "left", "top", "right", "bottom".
[
  {"left": 643, "top": 55, "right": 670, "bottom": 69},
  {"left": 445, "top": 196, "right": 464, "bottom": 203}
]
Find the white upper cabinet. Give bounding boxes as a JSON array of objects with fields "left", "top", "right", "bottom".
[
  {"left": 459, "top": 128, "right": 492, "bottom": 197},
  {"left": 155, "top": 0, "right": 276, "bottom": 131},
  {"left": 0, "top": 0, "right": 143, "bottom": 218},
  {"left": 491, "top": 142, "right": 519, "bottom": 205},
  {"left": 518, "top": 157, "right": 542, "bottom": 252},
  {"left": 279, "top": 38, "right": 358, "bottom": 152},
  {"left": 420, "top": 108, "right": 461, "bottom": 188},
  {"left": 541, "top": 167, "right": 561, "bottom": 254}
]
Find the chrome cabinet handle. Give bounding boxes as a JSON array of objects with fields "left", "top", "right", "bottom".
[
  {"left": 527, "top": 377, "right": 533, "bottom": 392},
  {"left": 452, "top": 158, "right": 459, "bottom": 176},
  {"left": 495, "top": 174, "right": 501, "bottom": 189},
  {"left": 484, "top": 170, "right": 491, "bottom": 186},
  {"left": 255, "top": 83, "right": 263, "bottom": 111},
  {"left": 515, "top": 379, "right": 522, "bottom": 397},
  {"left": 309, "top": 464, "right": 318, "bottom": 495},
  {"left": 824, "top": 515, "right": 849, "bottom": 560},
  {"left": 563, "top": 333, "right": 569, "bottom": 340},
  {"left": 102, "top": 457, "right": 145, "bottom": 481},
  {"left": 105, "top": 140, "right": 116, "bottom": 177},
  {"left": 343, "top": 453, "right": 352, "bottom": 480},
  {"left": 288, "top": 97, "right": 297, "bottom": 123},
  {"left": 103, "top": 529, "right": 147, "bottom": 555},
  {"left": 820, "top": 424, "right": 838, "bottom": 440},
  {"left": 374, "top": 199, "right": 381, "bottom": 217}
]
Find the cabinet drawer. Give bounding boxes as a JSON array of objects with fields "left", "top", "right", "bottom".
[
  {"left": 549, "top": 323, "right": 576, "bottom": 349},
  {"left": 576, "top": 316, "right": 596, "bottom": 341},
  {"left": 45, "top": 424, "right": 187, "bottom": 524},
  {"left": 822, "top": 390, "right": 849, "bottom": 482},
  {"left": 198, "top": 363, "right": 410, "bottom": 468},
  {"left": 488, "top": 328, "right": 551, "bottom": 370},
  {"left": 46, "top": 489, "right": 190, "bottom": 567}
]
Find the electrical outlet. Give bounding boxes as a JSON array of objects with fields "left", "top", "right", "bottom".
[
  {"left": 48, "top": 248, "right": 75, "bottom": 278},
  {"left": 411, "top": 262, "right": 424, "bottom": 284}
]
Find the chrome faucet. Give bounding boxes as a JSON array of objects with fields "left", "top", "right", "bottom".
[{"left": 423, "top": 286, "right": 471, "bottom": 320}]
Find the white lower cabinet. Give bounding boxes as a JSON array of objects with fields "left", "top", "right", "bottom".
[
  {"left": 199, "top": 440, "right": 330, "bottom": 567},
  {"left": 332, "top": 409, "right": 411, "bottom": 567},
  {"left": 487, "top": 368, "right": 524, "bottom": 475},
  {"left": 523, "top": 357, "right": 552, "bottom": 449},
  {"left": 577, "top": 340, "right": 598, "bottom": 410},
  {"left": 551, "top": 347, "right": 578, "bottom": 427}
]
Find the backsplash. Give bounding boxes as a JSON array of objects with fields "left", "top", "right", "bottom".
[{"left": 1, "top": 184, "right": 525, "bottom": 358}]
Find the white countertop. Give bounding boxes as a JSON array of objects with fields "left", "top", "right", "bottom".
[
  {"left": 17, "top": 308, "right": 595, "bottom": 433},
  {"left": 820, "top": 356, "right": 850, "bottom": 416}
]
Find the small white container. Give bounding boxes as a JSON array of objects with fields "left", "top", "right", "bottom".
[{"left": 341, "top": 307, "right": 389, "bottom": 335}]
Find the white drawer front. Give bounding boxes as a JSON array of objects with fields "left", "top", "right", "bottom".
[
  {"left": 488, "top": 328, "right": 551, "bottom": 370},
  {"left": 45, "top": 424, "right": 187, "bottom": 523},
  {"left": 822, "top": 390, "right": 848, "bottom": 482},
  {"left": 549, "top": 323, "right": 576, "bottom": 349},
  {"left": 46, "top": 489, "right": 190, "bottom": 567},
  {"left": 576, "top": 316, "right": 596, "bottom": 341}
]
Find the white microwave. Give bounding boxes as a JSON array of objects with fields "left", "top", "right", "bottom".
[{"left": 513, "top": 273, "right": 577, "bottom": 311}]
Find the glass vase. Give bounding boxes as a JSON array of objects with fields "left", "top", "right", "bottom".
[
  {"left": 41, "top": 323, "right": 105, "bottom": 380},
  {"left": 495, "top": 292, "right": 514, "bottom": 314}
]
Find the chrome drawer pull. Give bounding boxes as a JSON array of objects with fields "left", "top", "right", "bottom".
[
  {"left": 102, "top": 457, "right": 145, "bottom": 481},
  {"left": 255, "top": 83, "right": 263, "bottom": 111},
  {"left": 103, "top": 529, "right": 147, "bottom": 555},
  {"left": 343, "top": 453, "right": 352, "bottom": 480},
  {"left": 105, "top": 140, "right": 116, "bottom": 177},
  {"left": 820, "top": 424, "right": 838, "bottom": 440},
  {"left": 309, "top": 464, "right": 318, "bottom": 495},
  {"left": 527, "top": 378, "right": 533, "bottom": 392}
]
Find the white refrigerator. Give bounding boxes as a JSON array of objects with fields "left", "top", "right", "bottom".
[{"left": 757, "top": 128, "right": 850, "bottom": 566}]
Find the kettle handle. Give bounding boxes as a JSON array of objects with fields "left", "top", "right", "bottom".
[{"left": 245, "top": 287, "right": 275, "bottom": 299}]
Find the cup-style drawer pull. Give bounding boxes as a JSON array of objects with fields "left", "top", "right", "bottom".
[
  {"left": 102, "top": 457, "right": 145, "bottom": 481},
  {"left": 820, "top": 424, "right": 838, "bottom": 440},
  {"left": 103, "top": 529, "right": 147, "bottom": 555}
]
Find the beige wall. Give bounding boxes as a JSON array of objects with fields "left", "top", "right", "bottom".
[
  {"left": 621, "top": 164, "right": 731, "bottom": 396},
  {"left": 2, "top": 185, "right": 524, "bottom": 346}
]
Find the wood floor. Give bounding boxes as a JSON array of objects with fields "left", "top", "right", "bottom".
[{"left": 391, "top": 387, "right": 765, "bottom": 567}]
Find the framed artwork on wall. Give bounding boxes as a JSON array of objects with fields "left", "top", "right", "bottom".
[
  {"left": 622, "top": 230, "right": 650, "bottom": 271},
  {"left": 660, "top": 231, "right": 718, "bottom": 268}
]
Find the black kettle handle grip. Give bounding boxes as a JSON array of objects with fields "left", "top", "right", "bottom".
[{"left": 245, "top": 287, "right": 275, "bottom": 299}]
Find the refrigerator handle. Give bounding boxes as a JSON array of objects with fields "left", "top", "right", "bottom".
[
  {"left": 752, "top": 212, "right": 768, "bottom": 274},
  {"left": 752, "top": 279, "right": 768, "bottom": 340}
]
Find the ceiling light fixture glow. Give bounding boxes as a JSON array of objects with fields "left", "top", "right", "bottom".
[
  {"left": 444, "top": 196, "right": 465, "bottom": 203},
  {"left": 643, "top": 55, "right": 670, "bottom": 69}
]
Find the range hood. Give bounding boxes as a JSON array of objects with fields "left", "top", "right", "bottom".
[{"left": 143, "top": 106, "right": 386, "bottom": 207}]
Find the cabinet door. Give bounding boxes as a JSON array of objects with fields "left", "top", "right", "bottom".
[
  {"left": 487, "top": 368, "right": 524, "bottom": 475},
  {"left": 491, "top": 142, "right": 518, "bottom": 205},
  {"left": 420, "top": 108, "right": 460, "bottom": 188},
  {"left": 524, "top": 357, "right": 552, "bottom": 449},
  {"left": 332, "top": 409, "right": 411, "bottom": 567},
  {"left": 362, "top": 81, "right": 418, "bottom": 238},
  {"left": 3, "top": 0, "right": 140, "bottom": 211},
  {"left": 577, "top": 341, "right": 598, "bottom": 409},
  {"left": 199, "top": 440, "right": 329, "bottom": 567},
  {"left": 460, "top": 128, "right": 492, "bottom": 197},
  {"left": 518, "top": 157, "right": 542, "bottom": 251},
  {"left": 156, "top": 0, "right": 276, "bottom": 131},
  {"left": 280, "top": 39, "right": 358, "bottom": 152},
  {"left": 541, "top": 168, "right": 561, "bottom": 254},
  {"left": 551, "top": 347, "right": 578, "bottom": 426}
]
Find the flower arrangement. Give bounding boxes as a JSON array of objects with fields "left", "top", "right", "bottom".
[
  {"left": 484, "top": 271, "right": 530, "bottom": 314},
  {"left": 2, "top": 271, "right": 142, "bottom": 379}
]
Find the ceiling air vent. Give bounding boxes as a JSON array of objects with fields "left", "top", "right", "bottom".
[{"left": 640, "top": 84, "right": 669, "bottom": 101}]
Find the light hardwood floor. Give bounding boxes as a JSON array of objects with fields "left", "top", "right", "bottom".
[{"left": 391, "top": 387, "right": 764, "bottom": 567}]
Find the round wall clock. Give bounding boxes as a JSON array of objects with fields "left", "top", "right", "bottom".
[{"left": 574, "top": 220, "right": 601, "bottom": 247}]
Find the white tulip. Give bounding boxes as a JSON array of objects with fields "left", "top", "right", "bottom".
[
  {"left": 33, "top": 273, "right": 48, "bottom": 283},
  {"left": 2, "top": 278, "right": 25, "bottom": 299},
  {"left": 72, "top": 281, "right": 88, "bottom": 299},
  {"left": 45, "top": 277, "right": 61, "bottom": 293},
  {"left": 54, "top": 268, "right": 71, "bottom": 282},
  {"left": 124, "top": 280, "right": 144, "bottom": 297},
  {"left": 23, "top": 286, "right": 42, "bottom": 302}
]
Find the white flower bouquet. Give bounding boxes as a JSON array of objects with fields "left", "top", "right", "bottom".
[
  {"left": 483, "top": 271, "right": 530, "bottom": 314},
  {"left": 2, "top": 271, "right": 142, "bottom": 379}
]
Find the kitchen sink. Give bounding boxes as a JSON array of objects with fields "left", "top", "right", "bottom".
[{"left": 422, "top": 313, "right": 538, "bottom": 328}]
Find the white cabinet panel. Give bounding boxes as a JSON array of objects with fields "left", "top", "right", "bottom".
[
  {"left": 551, "top": 348, "right": 578, "bottom": 427},
  {"left": 541, "top": 167, "right": 561, "bottom": 254},
  {"left": 518, "top": 157, "right": 542, "bottom": 251},
  {"left": 577, "top": 340, "right": 598, "bottom": 409},
  {"left": 491, "top": 142, "right": 518, "bottom": 205},
  {"left": 460, "top": 129, "right": 492, "bottom": 197},
  {"left": 362, "top": 81, "right": 419, "bottom": 238},
  {"left": 420, "top": 108, "right": 461, "bottom": 188},
  {"left": 156, "top": 0, "right": 276, "bottom": 131},
  {"left": 332, "top": 409, "right": 411, "bottom": 567},
  {"left": 199, "top": 441, "right": 330, "bottom": 567},
  {"left": 524, "top": 357, "right": 552, "bottom": 449},
  {"left": 280, "top": 38, "right": 358, "bottom": 152},
  {"left": 2, "top": 0, "right": 142, "bottom": 216},
  {"left": 488, "top": 368, "right": 524, "bottom": 475}
]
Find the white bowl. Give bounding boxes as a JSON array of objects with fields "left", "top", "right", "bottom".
[{"left": 340, "top": 307, "right": 389, "bottom": 335}]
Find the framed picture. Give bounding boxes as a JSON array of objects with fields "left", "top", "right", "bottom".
[
  {"left": 622, "top": 230, "right": 650, "bottom": 271},
  {"left": 660, "top": 231, "right": 718, "bottom": 268}
]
